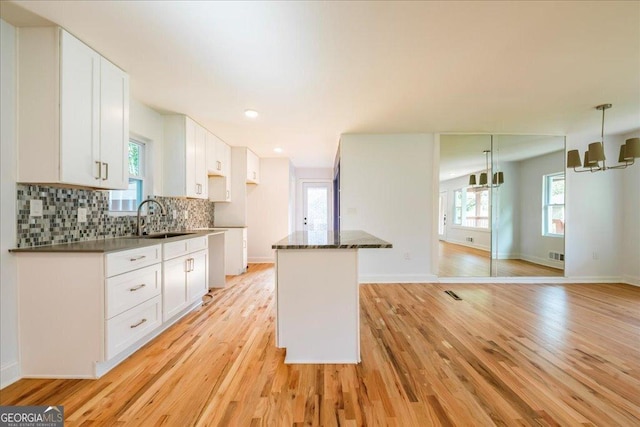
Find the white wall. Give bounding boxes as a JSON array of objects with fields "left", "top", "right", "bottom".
[
  {"left": 0, "top": 18, "right": 20, "bottom": 388},
  {"left": 247, "top": 158, "right": 292, "bottom": 263},
  {"left": 621, "top": 131, "right": 640, "bottom": 285},
  {"left": 492, "top": 161, "right": 520, "bottom": 259},
  {"left": 565, "top": 132, "right": 625, "bottom": 281},
  {"left": 518, "top": 150, "right": 565, "bottom": 268},
  {"left": 439, "top": 174, "right": 491, "bottom": 251},
  {"left": 340, "top": 134, "right": 436, "bottom": 283},
  {"left": 294, "top": 167, "right": 333, "bottom": 231},
  {"left": 130, "top": 98, "right": 164, "bottom": 196}
]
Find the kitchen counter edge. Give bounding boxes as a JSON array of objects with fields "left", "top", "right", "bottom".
[{"left": 9, "top": 230, "right": 225, "bottom": 254}]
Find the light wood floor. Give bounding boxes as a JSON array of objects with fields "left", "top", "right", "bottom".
[
  {"left": 2, "top": 264, "right": 638, "bottom": 426},
  {"left": 439, "top": 241, "right": 564, "bottom": 277}
]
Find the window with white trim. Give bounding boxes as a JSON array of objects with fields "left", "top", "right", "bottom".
[
  {"left": 452, "top": 187, "right": 489, "bottom": 229},
  {"left": 543, "top": 173, "right": 565, "bottom": 236},
  {"left": 109, "top": 140, "right": 145, "bottom": 212}
]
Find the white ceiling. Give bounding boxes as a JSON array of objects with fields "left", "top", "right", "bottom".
[{"left": 3, "top": 1, "right": 640, "bottom": 168}]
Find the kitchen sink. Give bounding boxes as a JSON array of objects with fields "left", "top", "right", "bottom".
[{"left": 140, "top": 232, "right": 196, "bottom": 239}]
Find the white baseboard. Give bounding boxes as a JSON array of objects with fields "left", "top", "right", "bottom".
[
  {"left": 1, "top": 360, "right": 20, "bottom": 389},
  {"left": 359, "top": 274, "right": 438, "bottom": 284},
  {"left": 622, "top": 275, "right": 640, "bottom": 287},
  {"left": 437, "top": 276, "right": 627, "bottom": 284},
  {"left": 248, "top": 257, "right": 274, "bottom": 264},
  {"left": 562, "top": 276, "right": 625, "bottom": 283}
]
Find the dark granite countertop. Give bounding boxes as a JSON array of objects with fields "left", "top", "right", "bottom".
[
  {"left": 9, "top": 230, "right": 224, "bottom": 254},
  {"left": 272, "top": 230, "right": 392, "bottom": 249}
]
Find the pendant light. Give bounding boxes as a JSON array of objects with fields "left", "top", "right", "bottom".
[
  {"left": 469, "top": 150, "right": 504, "bottom": 188},
  {"left": 567, "top": 104, "right": 639, "bottom": 172}
]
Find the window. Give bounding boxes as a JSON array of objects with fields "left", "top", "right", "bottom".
[
  {"left": 109, "top": 140, "right": 145, "bottom": 212},
  {"left": 543, "top": 173, "right": 565, "bottom": 236},
  {"left": 452, "top": 187, "right": 489, "bottom": 229}
]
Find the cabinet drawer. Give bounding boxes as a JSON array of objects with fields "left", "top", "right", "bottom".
[
  {"left": 105, "top": 295, "right": 162, "bottom": 360},
  {"left": 163, "top": 236, "right": 208, "bottom": 260},
  {"left": 106, "top": 245, "right": 161, "bottom": 277},
  {"left": 106, "top": 264, "right": 161, "bottom": 319},
  {"left": 187, "top": 235, "right": 208, "bottom": 252}
]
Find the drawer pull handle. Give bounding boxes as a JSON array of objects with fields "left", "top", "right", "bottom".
[
  {"left": 129, "top": 284, "right": 146, "bottom": 292},
  {"left": 130, "top": 318, "right": 147, "bottom": 329},
  {"left": 129, "top": 255, "right": 146, "bottom": 262}
]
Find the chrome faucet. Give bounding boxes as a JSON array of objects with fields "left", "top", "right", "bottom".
[{"left": 136, "top": 198, "right": 167, "bottom": 236}]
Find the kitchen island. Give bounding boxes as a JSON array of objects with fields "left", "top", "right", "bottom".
[{"left": 272, "top": 230, "right": 391, "bottom": 364}]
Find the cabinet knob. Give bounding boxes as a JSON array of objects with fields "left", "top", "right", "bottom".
[{"left": 95, "top": 161, "right": 102, "bottom": 180}]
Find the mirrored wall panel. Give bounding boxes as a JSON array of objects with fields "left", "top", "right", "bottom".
[{"left": 438, "top": 134, "right": 565, "bottom": 277}]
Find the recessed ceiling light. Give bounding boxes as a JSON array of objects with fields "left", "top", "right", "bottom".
[
  {"left": 274, "top": 147, "right": 283, "bottom": 153},
  {"left": 244, "top": 109, "right": 258, "bottom": 119}
]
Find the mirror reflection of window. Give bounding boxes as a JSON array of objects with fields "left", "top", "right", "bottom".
[{"left": 543, "top": 173, "right": 565, "bottom": 237}]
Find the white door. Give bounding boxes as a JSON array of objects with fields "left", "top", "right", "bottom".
[
  {"left": 302, "top": 182, "right": 332, "bottom": 234},
  {"left": 438, "top": 191, "right": 447, "bottom": 240}
]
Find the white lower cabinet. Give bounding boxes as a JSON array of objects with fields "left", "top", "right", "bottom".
[
  {"left": 213, "top": 227, "right": 247, "bottom": 275},
  {"left": 162, "top": 236, "right": 208, "bottom": 322},
  {"left": 163, "top": 255, "right": 190, "bottom": 320},
  {"left": 15, "top": 235, "right": 210, "bottom": 379}
]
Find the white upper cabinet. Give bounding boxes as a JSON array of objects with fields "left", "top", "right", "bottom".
[
  {"left": 17, "top": 27, "right": 129, "bottom": 190},
  {"left": 163, "top": 115, "right": 208, "bottom": 199},
  {"left": 207, "top": 132, "right": 232, "bottom": 202},
  {"left": 98, "top": 56, "right": 129, "bottom": 189},
  {"left": 206, "top": 132, "right": 230, "bottom": 177},
  {"left": 246, "top": 149, "right": 260, "bottom": 184}
]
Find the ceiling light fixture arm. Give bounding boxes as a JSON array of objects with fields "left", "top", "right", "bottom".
[{"left": 566, "top": 103, "right": 639, "bottom": 173}]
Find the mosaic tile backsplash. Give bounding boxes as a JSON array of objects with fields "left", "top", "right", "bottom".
[{"left": 16, "top": 184, "right": 215, "bottom": 248}]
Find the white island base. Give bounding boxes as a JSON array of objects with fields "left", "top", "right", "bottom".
[{"left": 275, "top": 249, "right": 359, "bottom": 363}]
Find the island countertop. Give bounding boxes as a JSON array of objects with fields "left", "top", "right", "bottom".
[{"left": 272, "top": 230, "right": 392, "bottom": 249}]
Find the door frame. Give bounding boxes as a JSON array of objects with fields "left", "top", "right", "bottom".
[
  {"left": 296, "top": 179, "right": 333, "bottom": 231},
  {"left": 438, "top": 190, "right": 447, "bottom": 240}
]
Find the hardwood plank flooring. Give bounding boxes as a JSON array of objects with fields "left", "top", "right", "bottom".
[
  {"left": 439, "top": 241, "right": 564, "bottom": 277},
  {"left": 1, "top": 264, "right": 638, "bottom": 426}
]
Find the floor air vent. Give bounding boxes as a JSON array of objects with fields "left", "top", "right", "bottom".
[{"left": 444, "top": 290, "right": 462, "bottom": 301}]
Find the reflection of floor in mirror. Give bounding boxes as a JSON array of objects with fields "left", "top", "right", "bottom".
[{"left": 439, "top": 241, "right": 564, "bottom": 277}]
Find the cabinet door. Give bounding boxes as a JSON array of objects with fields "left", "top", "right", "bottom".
[
  {"left": 163, "top": 256, "right": 189, "bottom": 321},
  {"left": 206, "top": 131, "right": 219, "bottom": 175},
  {"left": 242, "top": 228, "right": 248, "bottom": 272},
  {"left": 195, "top": 125, "right": 208, "bottom": 198},
  {"left": 188, "top": 250, "right": 208, "bottom": 303},
  {"left": 99, "top": 57, "right": 129, "bottom": 189},
  {"left": 59, "top": 30, "right": 100, "bottom": 187},
  {"left": 223, "top": 143, "right": 232, "bottom": 200},
  {"left": 246, "top": 149, "right": 260, "bottom": 184}
]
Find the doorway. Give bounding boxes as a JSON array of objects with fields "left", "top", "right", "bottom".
[
  {"left": 300, "top": 181, "right": 333, "bottom": 235},
  {"left": 438, "top": 191, "right": 447, "bottom": 240}
]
